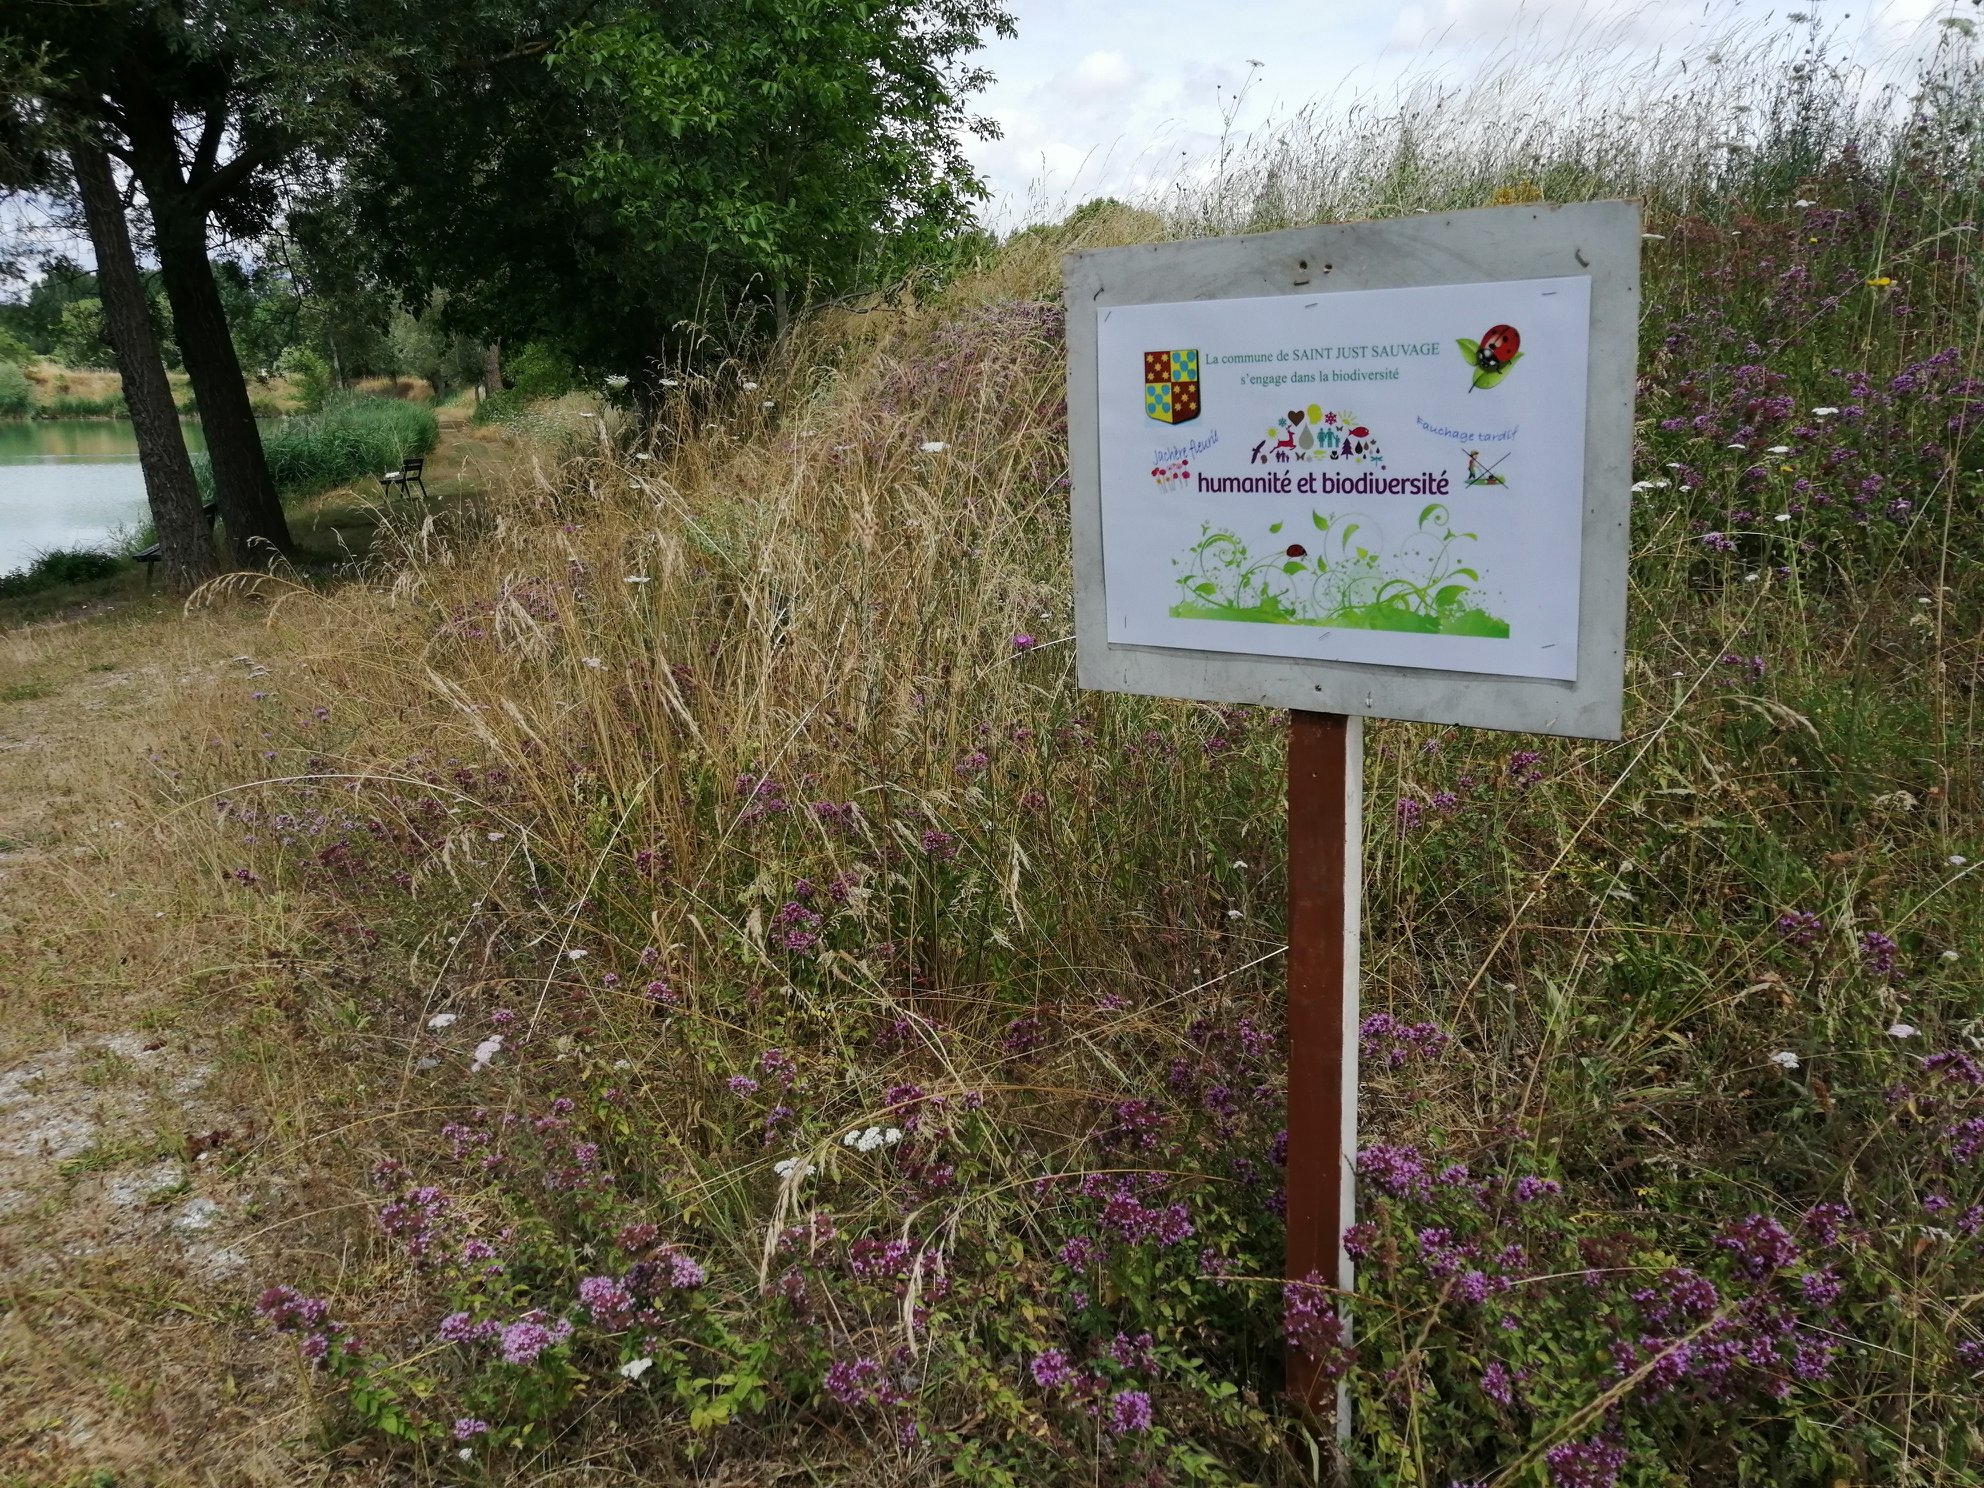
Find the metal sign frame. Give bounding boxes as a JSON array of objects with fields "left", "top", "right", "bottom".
[{"left": 1065, "top": 200, "right": 1641, "bottom": 741}]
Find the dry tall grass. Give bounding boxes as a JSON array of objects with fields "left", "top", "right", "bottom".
[{"left": 2, "top": 18, "right": 1981, "bottom": 1486}]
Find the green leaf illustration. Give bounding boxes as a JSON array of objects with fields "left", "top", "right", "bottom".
[
  {"left": 1469, "top": 350, "right": 1524, "bottom": 391},
  {"left": 1457, "top": 337, "right": 1480, "bottom": 360}
]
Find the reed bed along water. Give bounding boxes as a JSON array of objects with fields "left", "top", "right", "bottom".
[{"left": 27, "top": 22, "right": 1981, "bottom": 1486}]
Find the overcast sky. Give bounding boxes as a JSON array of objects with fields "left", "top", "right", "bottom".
[
  {"left": 2, "top": 0, "right": 1964, "bottom": 286},
  {"left": 961, "top": 0, "right": 1962, "bottom": 226}
]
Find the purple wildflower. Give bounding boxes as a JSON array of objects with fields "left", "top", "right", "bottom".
[
  {"left": 578, "top": 1275, "right": 634, "bottom": 1329},
  {"left": 1716, "top": 1214, "right": 1800, "bottom": 1278},
  {"left": 1544, "top": 1434, "right": 1628, "bottom": 1488},
  {"left": 499, "top": 1316, "right": 572, "bottom": 1365},
  {"left": 1031, "top": 1348, "right": 1074, "bottom": 1390},
  {"left": 1107, "top": 1390, "right": 1153, "bottom": 1435},
  {"left": 824, "top": 1357, "right": 884, "bottom": 1407},
  {"left": 1859, "top": 930, "right": 1898, "bottom": 976}
]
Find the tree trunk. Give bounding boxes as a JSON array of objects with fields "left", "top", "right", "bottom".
[
  {"left": 482, "top": 341, "right": 502, "bottom": 398},
  {"left": 69, "top": 143, "right": 218, "bottom": 593},
  {"left": 146, "top": 199, "right": 291, "bottom": 564}
]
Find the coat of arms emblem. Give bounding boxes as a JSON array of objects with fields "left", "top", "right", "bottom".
[{"left": 1143, "top": 349, "right": 1200, "bottom": 425}]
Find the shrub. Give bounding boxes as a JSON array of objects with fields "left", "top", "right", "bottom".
[
  {"left": 0, "top": 547, "right": 123, "bottom": 597},
  {"left": 505, "top": 341, "right": 576, "bottom": 400},
  {"left": 0, "top": 360, "right": 32, "bottom": 417},
  {"left": 195, "top": 393, "right": 439, "bottom": 501},
  {"left": 469, "top": 387, "right": 528, "bottom": 426},
  {"left": 278, "top": 346, "right": 334, "bottom": 414},
  {"left": 38, "top": 392, "right": 127, "bottom": 417}
]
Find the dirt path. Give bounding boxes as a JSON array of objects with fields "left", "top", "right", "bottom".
[
  {"left": 0, "top": 421, "right": 511, "bottom": 1481},
  {"left": 0, "top": 598, "right": 320, "bottom": 1481}
]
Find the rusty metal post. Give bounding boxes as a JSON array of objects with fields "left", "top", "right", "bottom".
[{"left": 1285, "top": 710, "right": 1362, "bottom": 1435}]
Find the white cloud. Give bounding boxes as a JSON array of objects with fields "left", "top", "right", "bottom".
[{"left": 1067, "top": 49, "right": 1143, "bottom": 101}]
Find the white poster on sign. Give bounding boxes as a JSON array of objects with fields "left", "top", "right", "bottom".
[{"left": 1096, "top": 277, "right": 1591, "bottom": 681}]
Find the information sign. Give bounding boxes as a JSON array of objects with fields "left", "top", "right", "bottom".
[
  {"left": 1068, "top": 202, "right": 1639, "bottom": 739},
  {"left": 1063, "top": 203, "right": 1640, "bottom": 1432}
]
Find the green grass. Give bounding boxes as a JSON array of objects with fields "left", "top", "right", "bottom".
[
  {"left": 194, "top": 392, "right": 438, "bottom": 501},
  {"left": 36, "top": 392, "right": 128, "bottom": 418}
]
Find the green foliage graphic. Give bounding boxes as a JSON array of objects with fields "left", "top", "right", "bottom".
[{"left": 1171, "top": 504, "right": 1510, "bottom": 636}]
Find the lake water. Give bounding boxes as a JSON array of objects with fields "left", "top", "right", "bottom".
[{"left": 0, "top": 419, "right": 209, "bottom": 575}]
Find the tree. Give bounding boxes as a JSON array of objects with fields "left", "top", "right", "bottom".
[
  {"left": 70, "top": 141, "right": 217, "bottom": 591},
  {"left": 52, "top": 297, "right": 115, "bottom": 367},
  {"left": 338, "top": 0, "right": 1013, "bottom": 401},
  {"left": 111, "top": 25, "right": 293, "bottom": 561},
  {"left": 0, "top": 43, "right": 216, "bottom": 589}
]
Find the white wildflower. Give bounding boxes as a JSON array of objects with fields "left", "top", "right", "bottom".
[
  {"left": 578, "top": 410, "right": 596, "bottom": 418},
  {"left": 742, "top": 381, "right": 759, "bottom": 391},
  {"left": 427, "top": 1012, "right": 459, "bottom": 1030},
  {"left": 660, "top": 378, "right": 680, "bottom": 387},
  {"left": 773, "top": 1157, "right": 811, "bottom": 1179},
  {"left": 1744, "top": 573, "right": 1760, "bottom": 582},
  {"left": 1232, "top": 859, "right": 1248, "bottom": 869},
  {"left": 919, "top": 440, "right": 949, "bottom": 453},
  {"left": 566, "top": 947, "right": 588, "bottom": 960},
  {"left": 1641, "top": 232, "right": 1666, "bottom": 240},
  {"left": 1888, "top": 1023, "right": 1919, "bottom": 1039},
  {"left": 619, "top": 1357, "right": 654, "bottom": 1380},
  {"left": 487, "top": 831, "right": 505, "bottom": 841},
  {"left": 1766, "top": 445, "right": 1791, "bottom": 454},
  {"left": 1794, "top": 198, "right": 1817, "bottom": 207},
  {"left": 1943, "top": 950, "right": 1960, "bottom": 961},
  {"left": 583, "top": 657, "right": 604, "bottom": 669},
  {"left": 1810, "top": 407, "right": 1838, "bottom": 417},
  {"left": 634, "top": 451, "right": 653, "bottom": 460},
  {"left": 604, "top": 375, "right": 629, "bottom": 390},
  {"left": 1769, "top": 1050, "right": 1800, "bottom": 1070},
  {"left": 624, "top": 576, "right": 650, "bottom": 584},
  {"left": 762, "top": 399, "right": 775, "bottom": 409},
  {"left": 844, "top": 1125, "right": 904, "bottom": 1153},
  {"left": 1949, "top": 855, "right": 1968, "bottom": 866},
  {"left": 1630, "top": 479, "right": 1671, "bottom": 492},
  {"left": 1727, "top": 442, "right": 1748, "bottom": 450},
  {"left": 1774, "top": 513, "right": 1791, "bottom": 522},
  {"left": 471, "top": 1035, "right": 504, "bottom": 1072}
]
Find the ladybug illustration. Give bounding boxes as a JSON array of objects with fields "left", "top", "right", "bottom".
[{"left": 1474, "top": 324, "right": 1521, "bottom": 373}]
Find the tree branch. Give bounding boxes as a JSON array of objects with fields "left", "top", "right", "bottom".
[{"left": 190, "top": 130, "right": 286, "bottom": 212}]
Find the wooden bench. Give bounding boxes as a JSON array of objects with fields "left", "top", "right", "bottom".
[
  {"left": 379, "top": 455, "right": 428, "bottom": 499},
  {"left": 134, "top": 501, "right": 219, "bottom": 585}
]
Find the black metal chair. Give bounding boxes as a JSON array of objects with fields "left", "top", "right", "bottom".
[
  {"left": 379, "top": 455, "right": 428, "bottom": 499},
  {"left": 134, "top": 501, "right": 219, "bottom": 586}
]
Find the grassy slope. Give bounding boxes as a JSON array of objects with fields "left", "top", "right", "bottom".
[{"left": 2, "top": 31, "right": 1981, "bottom": 1488}]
